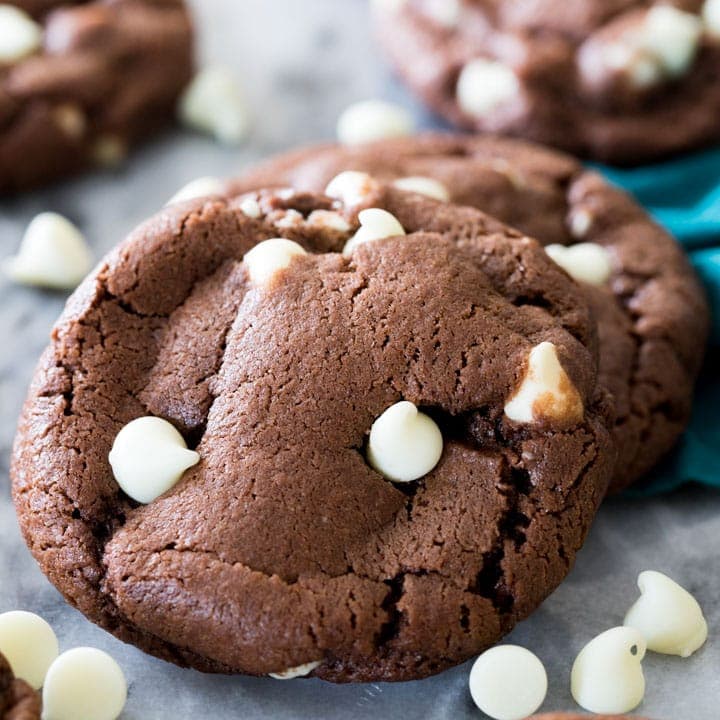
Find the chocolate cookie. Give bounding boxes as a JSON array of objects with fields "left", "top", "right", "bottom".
[
  {"left": 12, "top": 187, "right": 614, "bottom": 682},
  {"left": 0, "top": 652, "right": 41, "bottom": 720},
  {"left": 229, "top": 133, "right": 709, "bottom": 492},
  {"left": 371, "top": 0, "right": 720, "bottom": 164},
  {"left": 0, "top": 0, "right": 193, "bottom": 192}
]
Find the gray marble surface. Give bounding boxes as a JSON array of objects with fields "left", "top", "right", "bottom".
[{"left": 0, "top": 1, "right": 718, "bottom": 718}]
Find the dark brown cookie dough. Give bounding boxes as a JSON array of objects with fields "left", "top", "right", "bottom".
[
  {"left": 12, "top": 187, "right": 614, "bottom": 682},
  {"left": 0, "top": 652, "right": 41, "bottom": 720},
  {"left": 0, "top": 0, "right": 194, "bottom": 192},
  {"left": 371, "top": 0, "right": 720, "bottom": 164},
  {"left": 229, "top": 133, "right": 709, "bottom": 492}
]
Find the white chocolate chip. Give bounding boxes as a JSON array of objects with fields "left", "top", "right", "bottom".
[
  {"left": 504, "top": 342, "right": 583, "bottom": 426},
  {"left": 243, "top": 238, "right": 307, "bottom": 285},
  {"left": 421, "top": 0, "right": 461, "bottom": 28},
  {"left": 0, "top": 611, "right": 58, "bottom": 690},
  {"left": 168, "top": 177, "right": 225, "bottom": 205},
  {"left": 0, "top": 5, "right": 42, "bottom": 63},
  {"left": 545, "top": 243, "right": 612, "bottom": 286},
  {"left": 469, "top": 645, "right": 548, "bottom": 720},
  {"left": 92, "top": 135, "right": 126, "bottom": 168},
  {"left": 569, "top": 208, "right": 593, "bottom": 239},
  {"left": 4, "top": 212, "right": 93, "bottom": 290},
  {"left": 367, "top": 401, "right": 443, "bottom": 483},
  {"left": 273, "top": 209, "right": 304, "bottom": 229},
  {"left": 178, "top": 66, "right": 249, "bottom": 145},
  {"left": 624, "top": 570, "right": 708, "bottom": 658},
  {"left": 571, "top": 626, "right": 646, "bottom": 715},
  {"left": 336, "top": 100, "right": 414, "bottom": 146},
  {"left": 342, "top": 208, "right": 405, "bottom": 257},
  {"left": 325, "top": 171, "right": 379, "bottom": 208},
  {"left": 392, "top": 176, "right": 450, "bottom": 202},
  {"left": 456, "top": 59, "right": 520, "bottom": 118},
  {"left": 268, "top": 660, "right": 322, "bottom": 680},
  {"left": 109, "top": 416, "right": 200, "bottom": 504},
  {"left": 704, "top": 0, "right": 720, "bottom": 36},
  {"left": 52, "top": 104, "right": 86, "bottom": 140},
  {"left": 42, "top": 647, "right": 127, "bottom": 720},
  {"left": 239, "top": 197, "right": 262, "bottom": 219},
  {"left": 307, "top": 210, "right": 351, "bottom": 233}
]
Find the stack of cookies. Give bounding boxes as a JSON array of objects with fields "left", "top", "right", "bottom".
[{"left": 2, "top": 0, "right": 715, "bottom": 718}]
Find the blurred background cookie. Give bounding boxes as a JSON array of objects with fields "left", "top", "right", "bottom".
[
  {"left": 371, "top": 0, "right": 720, "bottom": 164},
  {"left": 0, "top": 0, "right": 194, "bottom": 192}
]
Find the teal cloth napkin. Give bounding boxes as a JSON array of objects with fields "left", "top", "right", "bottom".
[{"left": 597, "top": 150, "right": 720, "bottom": 494}]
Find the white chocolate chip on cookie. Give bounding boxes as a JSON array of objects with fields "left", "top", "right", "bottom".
[
  {"left": 545, "top": 243, "right": 612, "bottom": 286},
  {"left": 42, "top": 647, "right": 127, "bottom": 720},
  {"left": 469, "top": 645, "right": 548, "bottom": 720},
  {"left": 52, "top": 103, "right": 86, "bottom": 140},
  {"left": 393, "top": 176, "right": 450, "bottom": 202},
  {"left": 571, "top": 626, "right": 646, "bottom": 714},
  {"left": 269, "top": 660, "right": 322, "bottom": 680},
  {"left": 337, "top": 99, "right": 414, "bottom": 146},
  {"left": 457, "top": 59, "right": 520, "bottom": 118},
  {"left": 109, "top": 416, "right": 200, "bottom": 504},
  {"left": 4, "top": 212, "right": 93, "bottom": 290},
  {"left": 704, "top": 0, "right": 720, "bottom": 36},
  {"left": 0, "top": 5, "right": 42, "bottom": 63},
  {"left": 243, "top": 238, "right": 308, "bottom": 285},
  {"left": 0, "top": 611, "right": 59, "bottom": 690},
  {"left": 624, "top": 570, "right": 708, "bottom": 657},
  {"left": 325, "top": 171, "right": 380, "bottom": 208},
  {"left": 504, "top": 342, "right": 583, "bottom": 425},
  {"left": 179, "top": 66, "right": 249, "bottom": 145},
  {"left": 169, "top": 177, "right": 225, "bottom": 204},
  {"left": 307, "top": 210, "right": 351, "bottom": 233},
  {"left": 342, "top": 208, "right": 405, "bottom": 256},
  {"left": 367, "top": 401, "right": 443, "bottom": 483}
]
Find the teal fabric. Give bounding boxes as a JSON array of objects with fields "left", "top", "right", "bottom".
[{"left": 596, "top": 149, "right": 720, "bottom": 494}]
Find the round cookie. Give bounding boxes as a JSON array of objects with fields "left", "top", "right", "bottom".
[
  {"left": 371, "top": 0, "right": 720, "bottom": 164},
  {"left": 0, "top": 652, "right": 41, "bottom": 720},
  {"left": 228, "top": 133, "right": 710, "bottom": 492},
  {"left": 12, "top": 187, "right": 614, "bottom": 682},
  {"left": 0, "top": 0, "right": 193, "bottom": 192}
]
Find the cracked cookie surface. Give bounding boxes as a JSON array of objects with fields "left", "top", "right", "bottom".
[
  {"left": 0, "top": 0, "right": 193, "bottom": 192},
  {"left": 371, "top": 0, "right": 720, "bottom": 163},
  {"left": 12, "top": 187, "right": 614, "bottom": 682},
  {"left": 230, "top": 134, "right": 710, "bottom": 492},
  {"left": 0, "top": 652, "right": 41, "bottom": 720}
]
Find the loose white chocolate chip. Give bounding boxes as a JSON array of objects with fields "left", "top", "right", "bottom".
[
  {"left": 178, "top": 66, "right": 249, "bottom": 145},
  {"left": 367, "top": 401, "right": 443, "bottom": 483},
  {"left": 336, "top": 99, "right": 414, "bottom": 146},
  {"left": 42, "top": 647, "right": 127, "bottom": 720},
  {"left": 571, "top": 626, "right": 646, "bottom": 714},
  {"left": 4, "top": 212, "right": 93, "bottom": 290},
  {"left": 268, "top": 660, "right": 322, "bottom": 680},
  {"left": 704, "top": 0, "right": 720, "bottom": 36},
  {"left": 0, "top": 611, "right": 59, "bottom": 690},
  {"left": 422, "top": 0, "right": 461, "bottom": 28},
  {"left": 624, "top": 570, "right": 708, "bottom": 658},
  {"left": 109, "top": 416, "right": 200, "bottom": 504},
  {"left": 169, "top": 177, "right": 225, "bottom": 204},
  {"left": 243, "top": 238, "right": 307, "bottom": 285},
  {"left": 307, "top": 210, "right": 351, "bottom": 233},
  {"left": 545, "top": 243, "right": 612, "bottom": 286},
  {"left": 342, "top": 208, "right": 405, "bottom": 257},
  {"left": 457, "top": 59, "right": 520, "bottom": 118},
  {"left": 504, "top": 342, "right": 583, "bottom": 425},
  {"left": 392, "top": 176, "right": 450, "bottom": 202},
  {"left": 0, "top": 5, "right": 42, "bottom": 63},
  {"left": 325, "top": 171, "right": 379, "bottom": 208},
  {"left": 239, "top": 197, "right": 262, "bottom": 219},
  {"left": 52, "top": 104, "right": 86, "bottom": 140},
  {"left": 469, "top": 645, "right": 548, "bottom": 720},
  {"left": 92, "top": 135, "right": 126, "bottom": 167}
]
